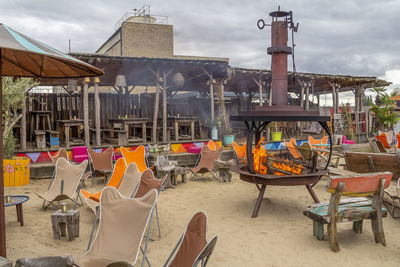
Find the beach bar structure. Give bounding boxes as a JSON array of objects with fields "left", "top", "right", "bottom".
[{"left": 17, "top": 6, "right": 390, "bottom": 153}]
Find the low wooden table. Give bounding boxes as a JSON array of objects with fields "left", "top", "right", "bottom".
[
  {"left": 214, "top": 160, "right": 234, "bottom": 182},
  {"left": 51, "top": 209, "right": 80, "bottom": 241},
  {"left": 57, "top": 119, "right": 84, "bottom": 147},
  {"left": 109, "top": 118, "right": 148, "bottom": 143},
  {"left": 170, "top": 166, "right": 189, "bottom": 185},
  {"left": 5, "top": 195, "right": 29, "bottom": 226}
]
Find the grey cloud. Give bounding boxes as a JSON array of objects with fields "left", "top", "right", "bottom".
[{"left": 0, "top": 0, "right": 399, "bottom": 80}]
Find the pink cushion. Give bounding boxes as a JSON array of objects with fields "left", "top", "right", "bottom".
[
  {"left": 113, "top": 153, "right": 123, "bottom": 161},
  {"left": 342, "top": 136, "right": 355, "bottom": 144},
  {"left": 187, "top": 147, "right": 202, "bottom": 154},
  {"left": 72, "top": 146, "right": 89, "bottom": 163}
]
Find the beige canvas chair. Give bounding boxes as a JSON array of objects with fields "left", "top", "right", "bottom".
[
  {"left": 136, "top": 169, "right": 168, "bottom": 238},
  {"left": 164, "top": 211, "right": 217, "bottom": 267},
  {"left": 190, "top": 145, "right": 222, "bottom": 180},
  {"left": 36, "top": 158, "right": 89, "bottom": 209},
  {"left": 87, "top": 146, "right": 114, "bottom": 183},
  {"left": 87, "top": 163, "right": 143, "bottom": 246},
  {"left": 75, "top": 187, "right": 158, "bottom": 267},
  {"left": 47, "top": 148, "right": 70, "bottom": 189},
  {"left": 81, "top": 158, "right": 127, "bottom": 213}
]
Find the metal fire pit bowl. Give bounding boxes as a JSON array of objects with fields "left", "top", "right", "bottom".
[{"left": 232, "top": 164, "right": 328, "bottom": 218}]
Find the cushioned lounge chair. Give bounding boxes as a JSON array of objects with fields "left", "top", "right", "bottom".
[
  {"left": 164, "top": 211, "right": 217, "bottom": 267},
  {"left": 36, "top": 158, "right": 89, "bottom": 209},
  {"left": 76, "top": 187, "right": 158, "bottom": 267}
]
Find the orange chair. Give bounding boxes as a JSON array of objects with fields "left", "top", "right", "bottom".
[
  {"left": 397, "top": 133, "right": 400, "bottom": 149},
  {"left": 207, "top": 140, "right": 217, "bottom": 151},
  {"left": 283, "top": 138, "right": 302, "bottom": 160},
  {"left": 232, "top": 141, "right": 247, "bottom": 163},
  {"left": 121, "top": 145, "right": 148, "bottom": 172},
  {"left": 80, "top": 157, "right": 127, "bottom": 213},
  {"left": 376, "top": 133, "right": 391, "bottom": 149},
  {"left": 308, "top": 136, "right": 328, "bottom": 150}
]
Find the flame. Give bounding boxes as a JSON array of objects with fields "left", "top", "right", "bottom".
[
  {"left": 253, "top": 137, "right": 303, "bottom": 175},
  {"left": 253, "top": 137, "right": 268, "bottom": 174}
]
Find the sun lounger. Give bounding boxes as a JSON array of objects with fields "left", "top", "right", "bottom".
[
  {"left": 190, "top": 145, "right": 222, "bottom": 181},
  {"left": 87, "top": 146, "right": 114, "bottom": 183},
  {"left": 121, "top": 145, "right": 148, "bottom": 172},
  {"left": 75, "top": 187, "right": 158, "bottom": 267},
  {"left": 81, "top": 157, "right": 127, "bottom": 213},
  {"left": 164, "top": 211, "right": 217, "bottom": 267},
  {"left": 36, "top": 158, "right": 89, "bottom": 209}
]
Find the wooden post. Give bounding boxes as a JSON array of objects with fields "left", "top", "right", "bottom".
[
  {"left": 94, "top": 79, "right": 101, "bottom": 146},
  {"left": 305, "top": 83, "right": 310, "bottom": 111},
  {"left": 203, "top": 68, "right": 215, "bottom": 124},
  {"left": 162, "top": 71, "right": 167, "bottom": 143},
  {"left": 335, "top": 87, "right": 340, "bottom": 113},
  {"left": 252, "top": 75, "right": 263, "bottom": 106},
  {"left": 332, "top": 86, "right": 336, "bottom": 114},
  {"left": 152, "top": 70, "right": 160, "bottom": 143},
  {"left": 300, "top": 82, "right": 305, "bottom": 108},
  {"left": 83, "top": 79, "right": 90, "bottom": 147},
  {"left": 317, "top": 94, "right": 320, "bottom": 108},
  {"left": 0, "top": 54, "right": 6, "bottom": 257},
  {"left": 21, "top": 100, "right": 27, "bottom": 151}
]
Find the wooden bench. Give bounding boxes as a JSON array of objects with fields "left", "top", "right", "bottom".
[
  {"left": 303, "top": 172, "right": 392, "bottom": 252},
  {"left": 90, "top": 128, "right": 128, "bottom": 146},
  {"left": 34, "top": 130, "right": 46, "bottom": 149},
  {"left": 170, "top": 166, "right": 189, "bottom": 185}
]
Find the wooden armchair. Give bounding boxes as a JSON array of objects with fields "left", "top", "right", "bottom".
[{"left": 304, "top": 172, "right": 392, "bottom": 252}]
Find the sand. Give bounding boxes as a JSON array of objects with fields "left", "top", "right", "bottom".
[{"left": 4, "top": 173, "right": 400, "bottom": 266}]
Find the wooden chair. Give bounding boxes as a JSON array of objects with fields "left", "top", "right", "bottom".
[{"left": 303, "top": 172, "right": 392, "bottom": 252}]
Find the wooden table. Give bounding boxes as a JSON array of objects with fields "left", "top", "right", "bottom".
[
  {"left": 214, "top": 160, "right": 234, "bottom": 182},
  {"left": 169, "top": 116, "right": 196, "bottom": 141},
  {"left": 108, "top": 118, "right": 148, "bottom": 143},
  {"left": 5, "top": 195, "right": 29, "bottom": 226},
  {"left": 170, "top": 166, "right": 189, "bottom": 185},
  {"left": 51, "top": 209, "right": 80, "bottom": 241},
  {"left": 56, "top": 119, "right": 84, "bottom": 147}
]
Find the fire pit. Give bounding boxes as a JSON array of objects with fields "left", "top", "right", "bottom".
[{"left": 231, "top": 7, "right": 332, "bottom": 218}]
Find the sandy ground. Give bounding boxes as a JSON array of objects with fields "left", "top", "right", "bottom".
[{"left": 4, "top": 173, "right": 400, "bottom": 266}]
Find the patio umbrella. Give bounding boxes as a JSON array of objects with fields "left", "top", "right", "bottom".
[{"left": 0, "top": 23, "right": 103, "bottom": 257}]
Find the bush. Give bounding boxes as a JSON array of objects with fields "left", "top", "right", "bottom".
[{"left": 3, "top": 132, "right": 15, "bottom": 159}]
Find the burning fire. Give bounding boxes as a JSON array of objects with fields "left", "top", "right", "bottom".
[
  {"left": 253, "top": 137, "right": 303, "bottom": 175},
  {"left": 253, "top": 137, "right": 268, "bottom": 174}
]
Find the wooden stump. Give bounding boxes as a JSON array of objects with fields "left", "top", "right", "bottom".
[{"left": 51, "top": 210, "right": 80, "bottom": 241}]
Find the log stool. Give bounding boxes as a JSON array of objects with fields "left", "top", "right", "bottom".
[
  {"left": 51, "top": 209, "right": 80, "bottom": 241},
  {"left": 34, "top": 130, "right": 46, "bottom": 149},
  {"left": 170, "top": 166, "right": 189, "bottom": 186},
  {"left": 214, "top": 160, "right": 233, "bottom": 182}
]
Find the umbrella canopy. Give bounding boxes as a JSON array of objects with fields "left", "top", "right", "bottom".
[
  {"left": 0, "top": 23, "right": 103, "bottom": 78},
  {"left": 0, "top": 23, "right": 103, "bottom": 258}
]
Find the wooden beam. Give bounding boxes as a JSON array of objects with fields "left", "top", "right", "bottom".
[
  {"left": 83, "top": 81, "right": 90, "bottom": 147},
  {"left": 94, "top": 81, "right": 101, "bottom": 146},
  {"left": 21, "top": 100, "right": 27, "bottom": 151},
  {"left": 152, "top": 70, "right": 160, "bottom": 143},
  {"left": 162, "top": 71, "right": 167, "bottom": 142}
]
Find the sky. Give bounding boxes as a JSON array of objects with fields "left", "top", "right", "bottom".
[{"left": 1, "top": 0, "right": 400, "bottom": 105}]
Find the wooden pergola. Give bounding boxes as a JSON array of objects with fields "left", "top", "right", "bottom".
[{"left": 37, "top": 54, "right": 390, "bottom": 147}]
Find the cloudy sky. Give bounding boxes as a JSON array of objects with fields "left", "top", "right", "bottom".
[{"left": 1, "top": 0, "right": 400, "bottom": 103}]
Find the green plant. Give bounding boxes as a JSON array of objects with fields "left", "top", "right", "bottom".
[
  {"left": 3, "top": 132, "right": 15, "bottom": 159},
  {"left": 2, "top": 77, "right": 39, "bottom": 158},
  {"left": 341, "top": 103, "right": 355, "bottom": 141},
  {"left": 369, "top": 87, "right": 400, "bottom": 131}
]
